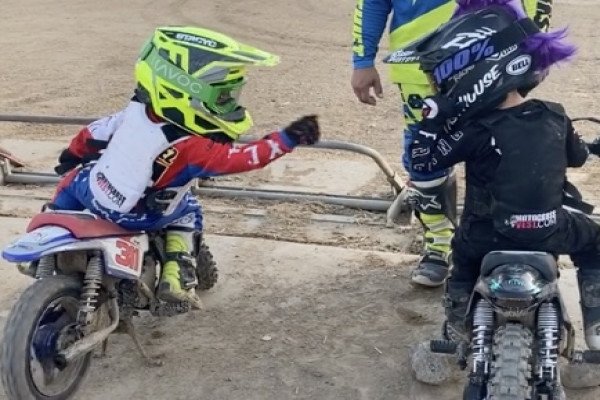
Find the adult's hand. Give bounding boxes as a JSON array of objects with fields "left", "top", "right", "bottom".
[{"left": 351, "top": 67, "right": 383, "bottom": 106}]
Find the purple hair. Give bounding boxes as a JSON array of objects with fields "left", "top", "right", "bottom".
[{"left": 453, "top": 0, "right": 576, "bottom": 71}]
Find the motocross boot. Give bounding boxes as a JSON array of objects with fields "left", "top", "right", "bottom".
[
  {"left": 578, "top": 270, "right": 600, "bottom": 350},
  {"left": 442, "top": 281, "right": 472, "bottom": 343},
  {"left": 410, "top": 174, "right": 457, "bottom": 287},
  {"left": 157, "top": 230, "right": 203, "bottom": 309}
]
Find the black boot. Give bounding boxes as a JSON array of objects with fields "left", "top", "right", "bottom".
[
  {"left": 578, "top": 271, "right": 600, "bottom": 350},
  {"left": 442, "top": 281, "right": 473, "bottom": 343}
]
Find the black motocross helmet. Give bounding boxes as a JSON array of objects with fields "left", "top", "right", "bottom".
[{"left": 384, "top": 6, "right": 541, "bottom": 119}]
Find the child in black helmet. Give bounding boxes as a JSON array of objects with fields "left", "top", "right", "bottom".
[{"left": 386, "top": 0, "right": 600, "bottom": 351}]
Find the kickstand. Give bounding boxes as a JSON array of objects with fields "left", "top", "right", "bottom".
[
  {"left": 101, "top": 338, "right": 109, "bottom": 357},
  {"left": 93, "top": 338, "right": 109, "bottom": 359},
  {"left": 122, "top": 318, "right": 163, "bottom": 367}
]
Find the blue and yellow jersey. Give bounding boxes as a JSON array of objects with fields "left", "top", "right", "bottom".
[
  {"left": 352, "top": 0, "right": 551, "bottom": 84},
  {"left": 352, "top": 0, "right": 455, "bottom": 84}
]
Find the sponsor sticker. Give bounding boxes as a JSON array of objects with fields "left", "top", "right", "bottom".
[
  {"left": 506, "top": 55, "right": 532, "bottom": 76},
  {"left": 509, "top": 210, "right": 557, "bottom": 229},
  {"left": 457, "top": 64, "right": 501, "bottom": 106},
  {"left": 386, "top": 49, "right": 418, "bottom": 63}
]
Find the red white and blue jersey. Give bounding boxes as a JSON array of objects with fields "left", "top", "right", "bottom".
[{"left": 53, "top": 100, "right": 296, "bottom": 220}]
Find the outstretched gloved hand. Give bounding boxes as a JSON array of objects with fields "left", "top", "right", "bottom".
[
  {"left": 587, "top": 137, "right": 600, "bottom": 156},
  {"left": 284, "top": 115, "right": 320, "bottom": 145}
]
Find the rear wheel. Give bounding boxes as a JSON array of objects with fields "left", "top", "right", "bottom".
[
  {"left": 195, "top": 241, "right": 218, "bottom": 290},
  {"left": 488, "top": 323, "right": 533, "bottom": 400},
  {"left": 1, "top": 275, "right": 91, "bottom": 400}
]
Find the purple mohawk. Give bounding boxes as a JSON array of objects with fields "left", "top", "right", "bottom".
[{"left": 454, "top": 0, "right": 576, "bottom": 71}]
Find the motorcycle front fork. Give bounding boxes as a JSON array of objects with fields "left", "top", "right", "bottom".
[
  {"left": 463, "top": 299, "right": 494, "bottom": 397},
  {"left": 536, "top": 302, "right": 560, "bottom": 384},
  {"left": 462, "top": 301, "right": 563, "bottom": 398}
]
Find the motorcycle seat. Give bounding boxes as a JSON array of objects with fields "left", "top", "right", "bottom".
[
  {"left": 27, "top": 212, "right": 142, "bottom": 239},
  {"left": 480, "top": 250, "right": 558, "bottom": 281}
]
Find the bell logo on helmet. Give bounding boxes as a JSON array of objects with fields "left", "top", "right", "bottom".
[
  {"left": 506, "top": 55, "right": 532, "bottom": 76},
  {"left": 457, "top": 64, "right": 501, "bottom": 106}
]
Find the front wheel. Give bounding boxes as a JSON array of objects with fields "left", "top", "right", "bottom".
[
  {"left": 1, "top": 275, "right": 91, "bottom": 400},
  {"left": 488, "top": 323, "right": 533, "bottom": 400}
]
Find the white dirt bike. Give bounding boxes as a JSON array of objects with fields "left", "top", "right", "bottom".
[{"left": 0, "top": 210, "right": 217, "bottom": 400}]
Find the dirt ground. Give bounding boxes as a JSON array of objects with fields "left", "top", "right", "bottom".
[{"left": 1, "top": 0, "right": 600, "bottom": 399}]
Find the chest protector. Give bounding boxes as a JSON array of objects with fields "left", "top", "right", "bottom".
[
  {"left": 89, "top": 102, "right": 188, "bottom": 213},
  {"left": 481, "top": 101, "right": 568, "bottom": 241}
]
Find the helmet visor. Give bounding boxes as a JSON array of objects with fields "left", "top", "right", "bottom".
[
  {"left": 212, "top": 79, "right": 245, "bottom": 113},
  {"left": 190, "top": 78, "right": 245, "bottom": 117}
]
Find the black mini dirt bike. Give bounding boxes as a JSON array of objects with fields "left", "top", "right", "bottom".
[
  {"left": 0, "top": 210, "right": 218, "bottom": 400},
  {"left": 431, "top": 250, "right": 600, "bottom": 400}
]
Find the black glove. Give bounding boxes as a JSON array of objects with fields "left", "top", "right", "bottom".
[
  {"left": 284, "top": 115, "right": 320, "bottom": 145},
  {"left": 54, "top": 149, "right": 82, "bottom": 175},
  {"left": 419, "top": 95, "right": 459, "bottom": 134},
  {"left": 587, "top": 137, "right": 600, "bottom": 156}
]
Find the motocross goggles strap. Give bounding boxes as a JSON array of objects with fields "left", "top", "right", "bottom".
[
  {"left": 144, "top": 46, "right": 244, "bottom": 116},
  {"left": 422, "top": 17, "right": 541, "bottom": 74}
]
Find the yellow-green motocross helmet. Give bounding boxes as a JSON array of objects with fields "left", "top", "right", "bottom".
[{"left": 135, "top": 26, "right": 279, "bottom": 140}]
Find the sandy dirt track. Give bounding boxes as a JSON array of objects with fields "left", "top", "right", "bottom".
[{"left": 1, "top": 1, "right": 600, "bottom": 399}]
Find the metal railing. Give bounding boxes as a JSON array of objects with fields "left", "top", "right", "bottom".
[
  {"left": 4, "top": 113, "right": 598, "bottom": 225},
  {"left": 0, "top": 113, "right": 410, "bottom": 226}
]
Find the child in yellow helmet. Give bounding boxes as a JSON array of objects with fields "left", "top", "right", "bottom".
[{"left": 53, "top": 27, "right": 321, "bottom": 306}]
